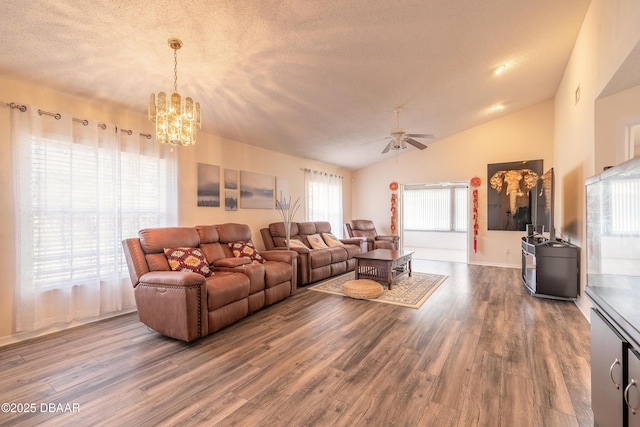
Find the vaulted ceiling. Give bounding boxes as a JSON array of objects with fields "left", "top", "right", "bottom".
[{"left": 0, "top": 0, "right": 591, "bottom": 170}]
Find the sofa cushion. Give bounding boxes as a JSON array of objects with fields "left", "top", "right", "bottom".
[
  {"left": 308, "top": 233, "right": 329, "bottom": 250},
  {"left": 342, "top": 243, "right": 362, "bottom": 258},
  {"left": 327, "top": 246, "right": 348, "bottom": 263},
  {"left": 313, "top": 221, "right": 333, "bottom": 234},
  {"left": 217, "top": 223, "right": 253, "bottom": 244},
  {"left": 163, "top": 247, "right": 213, "bottom": 277},
  {"left": 263, "top": 261, "right": 293, "bottom": 288},
  {"left": 308, "top": 249, "right": 332, "bottom": 268},
  {"left": 140, "top": 227, "right": 200, "bottom": 253},
  {"left": 206, "top": 272, "right": 250, "bottom": 310},
  {"left": 322, "top": 232, "right": 344, "bottom": 247},
  {"left": 297, "top": 221, "right": 319, "bottom": 235},
  {"left": 268, "top": 222, "right": 300, "bottom": 248},
  {"left": 228, "top": 241, "right": 264, "bottom": 263}
]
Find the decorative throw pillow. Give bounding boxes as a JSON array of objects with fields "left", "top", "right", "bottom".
[
  {"left": 307, "top": 233, "right": 329, "bottom": 250},
  {"left": 163, "top": 247, "right": 213, "bottom": 277},
  {"left": 287, "top": 238, "right": 309, "bottom": 249},
  {"left": 228, "top": 241, "right": 264, "bottom": 263},
  {"left": 322, "top": 232, "right": 344, "bottom": 247}
]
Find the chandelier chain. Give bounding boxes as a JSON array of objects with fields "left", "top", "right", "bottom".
[{"left": 173, "top": 48, "right": 178, "bottom": 93}]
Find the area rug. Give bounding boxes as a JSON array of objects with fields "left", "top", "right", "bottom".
[{"left": 307, "top": 272, "right": 448, "bottom": 309}]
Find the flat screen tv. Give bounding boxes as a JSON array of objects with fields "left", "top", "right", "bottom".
[{"left": 532, "top": 168, "right": 555, "bottom": 241}]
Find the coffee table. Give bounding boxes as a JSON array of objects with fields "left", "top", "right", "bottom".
[{"left": 353, "top": 249, "right": 413, "bottom": 289}]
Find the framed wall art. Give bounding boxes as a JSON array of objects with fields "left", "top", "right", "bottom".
[
  {"left": 224, "top": 168, "right": 238, "bottom": 211},
  {"left": 197, "top": 163, "right": 220, "bottom": 207},
  {"left": 487, "top": 159, "right": 542, "bottom": 231},
  {"left": 240, "top": 171, "right": 274, "bottom": 209},
  {"left": 225, "top": 190, "right": 238, "bottom": 211}
]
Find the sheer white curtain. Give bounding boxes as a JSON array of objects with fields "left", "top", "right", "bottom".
[
  {"left": 11, "top": 105, "right": 177, "bottom": 333},
  {"left": 304, "top": 169, "right": 343, "bottom": 237}
]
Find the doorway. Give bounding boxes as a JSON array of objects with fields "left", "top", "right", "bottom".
[{"left": 400, "top": 182, "right": 468, "bottom": 263}]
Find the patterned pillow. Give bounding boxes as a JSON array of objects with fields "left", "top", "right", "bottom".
[
  {"left": 163, "top": 247, "right": 213, "bottom": 277},
  {"left": 288, "top": 238, "right": 309, "bottom": 249},
  {"left": 307, "top": 233, "right": 329, "bottom": 250},
  {"left": 322, "top": 232, "right": 344, "bottom": 247},
  {"left": 228, "top": 241, "right": 264, "bottom": 263}
]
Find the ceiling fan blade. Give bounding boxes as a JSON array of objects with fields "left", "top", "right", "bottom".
[
  {"left": 406, "top": 133, "right": 435, "bottom": 139},
  {"left": 381, "top": 141, "right": 392, "bottom": 154},
  {"left": 405, "top": 137, "right": 428, "bottom": 150}
]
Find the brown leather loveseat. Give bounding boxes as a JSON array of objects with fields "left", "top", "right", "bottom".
[
  {"left": 122, "top": 223, "right": 297, "bottom": 342},
  {"left": 260, "top": 221, "right": 363, "bottom": 286}
]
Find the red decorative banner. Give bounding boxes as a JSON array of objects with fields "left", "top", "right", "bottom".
[
  {"left": 473, "top": 189, "right": 479, "bottom": 252},
  {"left": 470, "top": 176, "right": 481, "bottom": 253},
  {"left": 390, "top": 181, "right": 398, "bottom": 234}
]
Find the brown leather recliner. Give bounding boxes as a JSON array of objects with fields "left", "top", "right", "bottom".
[
  {"left": 122, "top": 223, "right": 297, "bottom": 342},
  {"left": 344, "top": 219, "right": 399, "bottom": 251}
]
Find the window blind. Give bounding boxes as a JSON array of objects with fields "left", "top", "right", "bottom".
[{"left": 403, "top": 184, "right": 468, "bottom": 232}]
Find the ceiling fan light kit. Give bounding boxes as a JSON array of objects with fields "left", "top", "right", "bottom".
[{"left": 381, "top": 107, "right": 435, "bottom": 154}]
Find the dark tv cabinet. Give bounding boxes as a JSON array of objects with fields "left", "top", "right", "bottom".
[{"left": 521, "top": 237, "right": 579, "bottom": 300}]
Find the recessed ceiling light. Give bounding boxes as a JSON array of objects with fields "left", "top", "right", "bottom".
[
  {"left": 494, "top": 64, "right": 506, "bottom": 75},
  {"left": 494, "top": 104, "right": 505, "bottom": 110}
]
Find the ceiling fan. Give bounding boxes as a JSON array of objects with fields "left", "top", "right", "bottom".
[{"left": 381, "top": 107, "right": 435, "bottom": 154}]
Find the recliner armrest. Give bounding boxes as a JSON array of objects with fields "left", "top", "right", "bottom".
[
  {"left": 139, "top": 271, "right": 206, "bottom": 287},
  {"left": 340, "top": 237, "right": 367, "bottom": 246},
  {"left": 375, "top": 235, "right": 399, "bottom": 242},
  {"left": 260, "top": 249, "right": 299, "bottom": 264},
  {"left": 214, "top": 257, "right": 251, "bottom": 268},
  {"left": 282, "top": 246, "right": 311, "bottom": 254},
  {"left": 135, "top": 271, "right": 207, "bottom": 342}
]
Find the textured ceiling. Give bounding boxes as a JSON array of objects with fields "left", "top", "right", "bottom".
[{"left": 0, "top": 0, "right": 591, "bottom": 170}]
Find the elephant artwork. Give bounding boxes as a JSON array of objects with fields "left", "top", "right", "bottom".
[{"left": 487, "top": 159, "right": 543, "bottom": 231}]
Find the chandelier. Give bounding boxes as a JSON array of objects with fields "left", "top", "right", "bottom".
[{"left": 148, "top": 38, "right": 201, "bottom": 147}]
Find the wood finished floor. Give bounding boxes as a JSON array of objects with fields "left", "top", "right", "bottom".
[{"left": 0, "top": 260, "right": 592, "bottom": 427}]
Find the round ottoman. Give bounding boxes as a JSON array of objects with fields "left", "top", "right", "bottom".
[{"left": 342, "top": 279, "right": 384, "bottom": 299}]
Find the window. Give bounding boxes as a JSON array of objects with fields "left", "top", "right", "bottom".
[
  {"left": 12, "top": 106, "right": 177, "bottom": 332},
  {"left": 609, "top": 178, "right": 640, "bottom": 235},
  {"left": 403, "top": 184, "right": 468, "bottom": 232},
  {"left": 304, "top": 169, "right": 343, "bottom": 237}
]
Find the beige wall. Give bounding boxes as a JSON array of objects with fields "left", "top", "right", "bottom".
[
  {"left": 595, "top": 84, "right": 640, "bottom": 171},
  {"left": 0, "top": 76, "right": 351, "bottom": 342},
  {"left": 554, "top": 0, "right": 640, "bottom": 317},
  {"left": 177, "top": 126, "right": 352, "bottom": 247},
  {"left": 352, "top": 100, "right": 555, "bottom": 268}
]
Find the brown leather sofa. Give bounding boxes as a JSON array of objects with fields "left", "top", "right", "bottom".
[
  {"left": 260, "top": 221, "right": 363, "bottom": 286},
  {"left": 122, "top": 223, "right": 297, "bottom": 342},
  {"left": 344, "top": 219, "right": 400, "bottom": 251}
]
